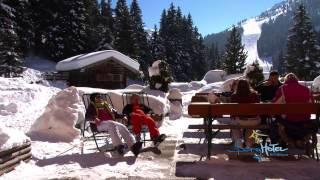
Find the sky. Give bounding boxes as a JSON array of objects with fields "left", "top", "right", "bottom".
[{"left": 111, "top": 0, "right": 284, "bottom": 36}]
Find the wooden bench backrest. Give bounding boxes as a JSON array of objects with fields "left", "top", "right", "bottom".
[
  {"left": 191, "top": 96, "right": 208, "bottom": 103},
  {"left": 188, "top": 103, "right": 320, "bottom": 117},
  {"left": 195, "top": 93, "right": 209, "bottom": 96}
]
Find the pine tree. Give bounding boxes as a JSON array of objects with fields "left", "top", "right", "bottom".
[
  {"left": 45, "top": 1, "right": 88, "bottom": 60},
  {"left": 85, "top": 0, "right": 103, "bottom": 52},
  {"left": 285, "top": 5, "right": 320, "bottom": 80},
  {"left": 222, "top": 26, "right": 247, "bottom": 74},
  {"left": 214, "top": 43, "right": 221, "bottom": 68},
  {"left": 30, "top": 0, "right": 56, "bottom": 55},
  {"left": 208, "top": 42, "right": 220, "bottom": 69},
  {"left": 192, "top": 29, "right": 207, "bottom": 80},
  {"left": 277, "top": 50, "right": 286, "bottom": 75},
  {"left": 0, "top": 0, "right": 23, "bottom": 77},
  {"left": 130, "top": 0, "right": 151, "bottom": 76},
  {"left": 150, "top": 25, "right": 166, "bottom": 61},
  {"left": 158, "top": 4, "right": 207, "bottom": 81},
  {"left": 114, "top": 0, "right": 135, "bottom": 56},
  {"left": 97, "top": 0, "right": 114, "bottom": 50},
  {"left": 7, "top": 0, "right": 34, "bottom": 56}
]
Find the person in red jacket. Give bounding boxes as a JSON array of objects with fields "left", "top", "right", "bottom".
[
  {"left": 122, "top": 94, "right": 166, "bottom": 146},
  {"left": 272, "top": 73, "right": 314, "bottom": 147},
  {"left": 231, "top": 79, "right": 261, "bottom": 148}
]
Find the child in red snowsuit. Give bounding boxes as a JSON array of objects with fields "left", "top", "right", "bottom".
[{"left": 122, "top": 94, "right": 166, "bottom": 145}]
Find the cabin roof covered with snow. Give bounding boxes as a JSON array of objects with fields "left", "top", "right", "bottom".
[{"left": 56, "top": 50, "right": 140, "bottom": 73}]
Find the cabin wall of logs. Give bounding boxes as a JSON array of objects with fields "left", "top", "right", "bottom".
[
  {"left": 62, "top": 59, "right": 131, "bottom": 89},
  {"left": 0, "top": 142, "right": 32, "bottom": 176}
]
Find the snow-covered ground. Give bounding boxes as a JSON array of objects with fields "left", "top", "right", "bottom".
[{"left": 0, "top": 59, "right": 319, "bottom": 179}]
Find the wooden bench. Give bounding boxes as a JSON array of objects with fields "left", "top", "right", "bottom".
[
  {"left": 191, "top": 96, "right": 208, "bottom": 103},
  {"left": 0, "top": 142, "right": 32, "bottom": 176},
  {"left": 188, "top": 103, "right": 320, "bottom": 160}
]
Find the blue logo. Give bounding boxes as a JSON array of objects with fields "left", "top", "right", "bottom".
[{"left": 228, "top": 130, "right": 289, "bottom": 160}]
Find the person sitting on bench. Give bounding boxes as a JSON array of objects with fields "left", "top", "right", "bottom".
[
  {"left": 273, "top": 73, "right": 315, "bottom": 148},
  {"left": 123, "top": 94, "right": 166, "bottom": 146},
  {"left": 85, "top": 93, "right": 142, "bottom": 156},
  {"left": 256, "top": 71, "right": 282, "bottom": 102},
  {"left": 231, "top": 79, "right": 261, "bottom": 148}
]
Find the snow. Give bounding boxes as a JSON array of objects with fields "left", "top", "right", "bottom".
[
  {"left": 197, "top": 74, "right": 243, "bottom": 93},
  {"left": 167, "top": 89, "right": 183, "bottom": 120},
  {"left": 125, "top": 84, "right": 145, "bottom": 90},
  {"left": 0, "top": 126, "right": 30, "bottom": 151},
  {"left": 313, "top": 75, "right": 320, "bottom": 92},
  {"left": 241, "top": 18, "right": 272, "bottom": 72},
  {"left": 148, "top": 60, "right": 161, "bottom": 77},
  {"left": 197, "top": 82, "right": 224, "bottom": 93},
  {"left": 169, "top": 101, "right": 182, "bottom": 120},
  {"left": 0, "top": 77, "right": 60, "bottom": 132},
  {"left": 167, "top": 88, "right": 182, "bottom": 100},
  {"left": 28, "top": 87, "right": 83, "bottom": 142},
  {"left": 202, "top": 70, "right": 226, "bottom": 84},
  {"left": 1, "top": 63, "right": 319, "bottom": 179},
  {"left": 169, "top": 81, "right": 206, "bottom": 92},
  {"left": 56, "top": 50, "right": 140, "bottom": 74}
]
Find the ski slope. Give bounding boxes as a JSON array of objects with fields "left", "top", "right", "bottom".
[{"left": 242, "top": 18, "right": 272, "bottom": 72}]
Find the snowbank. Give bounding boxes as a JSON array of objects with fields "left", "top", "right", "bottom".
[
  {"left": 0, "top": 77, "right": 60, "bottom": 132},
  {"left": 0, "top": 126, "right": 30, "bottom": 151},
  {"left": 313, "top": 75, "right": 320, "bottom": 92},
  {"left": 202, "top": 70, "right": 226, "bottom": 84},
  {"left": 169, "top": 81, "right": 206, "bottom": 92},
  {"left": 28, "top": 87, "right": 84, "bottom": 142},
  {"left": 197, "top": 82, "right": 224, "bottom": 93},
  {"left": 125, "top": 84, "right": 145, "bottom": 90},
  {"left": 167, "top": 88, "right": 182, "bottom": 100}
]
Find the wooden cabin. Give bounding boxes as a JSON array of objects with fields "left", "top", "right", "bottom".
[{"left": 56, "top": 50, "right": 140, "bottom": 89}]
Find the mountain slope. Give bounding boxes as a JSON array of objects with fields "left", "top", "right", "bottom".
[
  {"left": 204, "top": 0, "right": 320, "bottom": 72},
  {"left": 258, "top": 0, "right": 320, "bottom": 70}
]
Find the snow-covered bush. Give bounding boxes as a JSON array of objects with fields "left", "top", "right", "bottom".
[
  {"left": 28, "top": 87, "right": 84, "bottom": 142},
  {"left": 244, "top": 61, "right": 264, "bottom": 88},
  {"left": 149, "top": 60, "right": 173, "bottom": 92},
  {"left": 202, "top": 70, "right": 226, "bottom": 84}
]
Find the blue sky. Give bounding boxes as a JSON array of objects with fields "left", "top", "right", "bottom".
[{"left": 111, "top": 0, "right": 284, "bottom": 36}]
